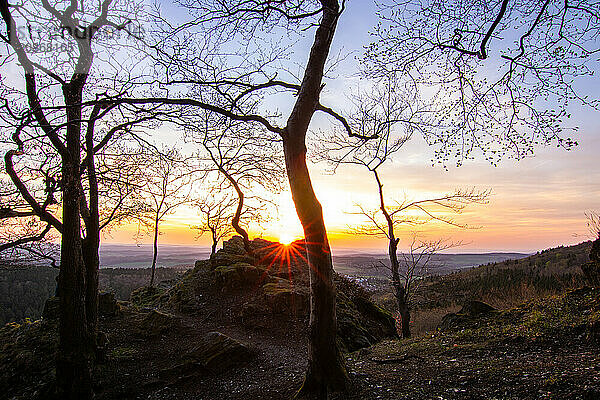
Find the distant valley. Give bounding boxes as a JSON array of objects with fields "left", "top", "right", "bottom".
[{"left": 332, "top": 251, "right": 530, "bottom": 277}]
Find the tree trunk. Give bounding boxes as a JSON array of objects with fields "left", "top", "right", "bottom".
[
  {"left": 285, "top": 136, "right": 348, "bottom": 397},
  {"left": 84, "top": 101, "right": 101, "bottom": 345},
  {"left": 374, "top": 169, "right": 411, "bottom": 338},
  {"left": 389, "top": 237, "right": 411, "bottom": 338},
  {"left": 56, "top": 81, "right": 94, "bottom": 400},
  {"left": 282, "top": 2, "right": 346, "bottom": 396},
  {"left": 223, "top": 170, "right": 252, "bottom": 255},
  {"left": 211, "top": 228, "right": 217, "bottom": 256},
  {"left": 150, "top": 214, "right": 159, "bottom": 287},
  {"left": 82, "top": 238, "right": 99, "bottom": 339},
  {"left": 395, "top": 291, "right": 411, "bottom": 338}
]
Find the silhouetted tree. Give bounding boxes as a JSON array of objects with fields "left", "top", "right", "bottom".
[
  {"left": 193, "top": 193, "right": 237, "bottom": 256},
  {"left": 191, "top": 118, "right": 284, "bottom": 256},
  {"left": 0, "top": 1, "right": 157, "bottom": 397},
  {"left": 377, "top": 235, "right": 455, "bottom": 337},
  {"left": 137, "top": 149, "right": 192, "bottom": 287}
]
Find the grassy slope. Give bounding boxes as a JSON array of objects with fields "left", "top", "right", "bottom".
[{"left": 338, "top": 287, "right": 600, "bottom": 399}]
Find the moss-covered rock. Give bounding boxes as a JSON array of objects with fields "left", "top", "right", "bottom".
[
  {"left": 336, "top": 289, "right": 381, "bottom": 352},
  {"left": 439, "top": 301, "right": 497, "bottom": 331},
  {"left": 130, "top": 286, "right": 166, "bottom": 308},
  {"left": 138, "top": 310, "right": 181, "bottom": 337},
  {"left": 98, "top": 291, "right": 120, "bottom": 317},
  {"left": 262, "top": 280, "right": 309, "bottom": 315},
  {"left": 0, "top": 320, "right": 57, "bottom": 399},
  {"left": 183, "top": 237, "right": 398, "bottom": 351},
  {"left": 213, "top": 262, "right": 264, "bottom": 290}
]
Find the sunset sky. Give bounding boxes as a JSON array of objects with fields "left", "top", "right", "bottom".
[{"left": 100, "top": 2, "right": 600, "bottom": 253}]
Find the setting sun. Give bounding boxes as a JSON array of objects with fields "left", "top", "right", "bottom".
[{"left": 279, "top": 232, "right": 297, "bottom": 245}]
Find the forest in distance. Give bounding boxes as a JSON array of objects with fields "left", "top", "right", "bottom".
[
  {"left": 0, "top": 246, "right": 530, "bottom": 325},
  {"left": 0, "top": 0, "right": 599, "bottom": 399}
]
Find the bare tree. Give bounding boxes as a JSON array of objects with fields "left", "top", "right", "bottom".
[
  {"left": 137, "top": 149, "right": 193, "bottom": 287},
  {"left": 350, "top": 188, "right": 488, "bottom": 337},
  {"left": 190, "top": 119, "right": 284, "bottom": 256},
  {"left": 0, "top": 176, "right": 59, "bottom": 265},
  {"left": 586, "top": 211, "right": 600, "bottom": 241},
  {"left": 375, "top": 235, "right": 456, "bottom": 337},
  {"left": 192, "top": 193, "right": 236, "bottom": 257},
  {"left": 319, "top": 76, "right": 489, "bottom": 337}
]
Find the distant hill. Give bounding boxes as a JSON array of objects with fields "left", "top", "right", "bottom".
[
  {"left": 416, "top": 241, "right": 592, "bottom": 310},
  {"left": 99, "top": 244, "right": 211, "bottom": 268}
]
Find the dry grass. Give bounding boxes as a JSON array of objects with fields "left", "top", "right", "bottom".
[
  {"left": 476, "top": 281, "right": 577, "bottom": 310},
  {"left": 410, "top": 304, "right": 460, "bottom": 336}
]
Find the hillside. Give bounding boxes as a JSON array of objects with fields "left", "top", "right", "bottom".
[
  {"left": 340, "top": 286, "right": 600, "bottom": 399},
  {"left": 333, "top": 252, "right": 529, "bottom": 277},
  {"left": 1, "top": 272, "right": 598, "bottom": 399},
  {"left": 417, "top": 241, "right": 592, "bottom": 310}
]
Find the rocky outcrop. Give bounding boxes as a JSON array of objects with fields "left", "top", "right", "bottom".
[
  {"left": 214, "top": 237, "right": 396, "bottom": 350},
  {"left": 213, "top": 262, "right": 264, "bottom": 290},
  {"left": 0, "top": 320, "right": 57, "bottom": 399},
  {"left": 141, "top": 236, "right": 397, "bottom": 352},
  {"left": 262, "top": 280, "right": 309, "bottom": 315},
  {"left": 159, "top": 332, "right": 253, "bottom": 383}
]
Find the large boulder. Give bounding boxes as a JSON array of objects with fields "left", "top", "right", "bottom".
[
  {"left": 186, "top": 331, "right": 254, "bottom": 372},
  {"left": 159, "top": 331, "right": 254, "bottom": 383},
  {"left": 439, "top": 300, "right": 497, "bottom": 331},
  {"left": 336, "top": 287, "right": 397, "bottom": 352},
  {"left": 459, "top": 300, "right": 496, "bottom": 316}
]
